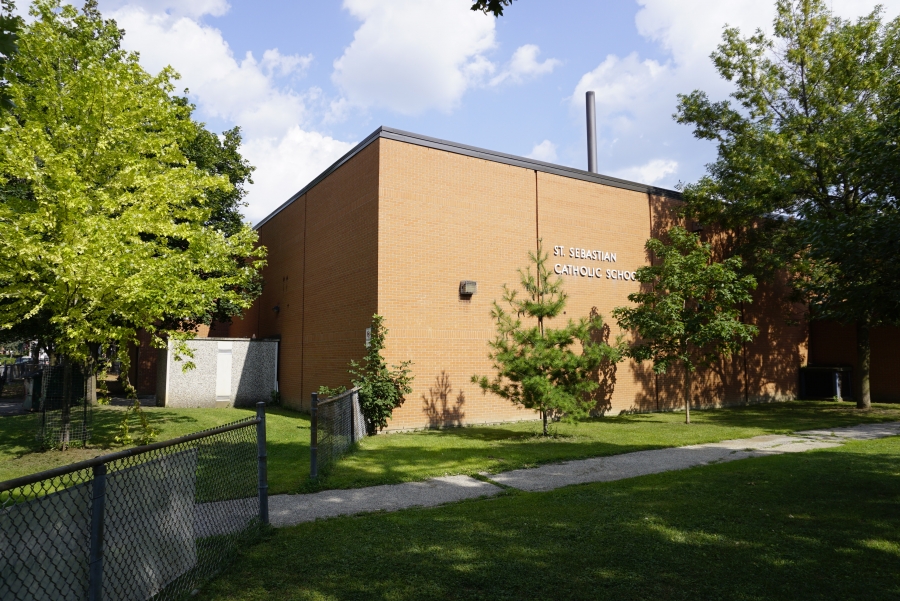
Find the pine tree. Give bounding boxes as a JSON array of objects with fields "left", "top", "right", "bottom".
[{"left": 473, "top": 240, "right": 620, "bottom": 435}]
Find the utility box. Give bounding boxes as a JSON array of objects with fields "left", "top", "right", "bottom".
[
  {"left": 22, "top": 368, "right": 43, "bottom": 411},
  {"left": 799, "top": 366, "right": 853, "bottom": 400}
]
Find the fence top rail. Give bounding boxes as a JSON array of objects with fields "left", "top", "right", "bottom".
[
  {"left": 317, "top": 387, "right": 360, "bottom": 408},
  {"left": 0, "top": 415, "right": 261, "bottom": 493}
]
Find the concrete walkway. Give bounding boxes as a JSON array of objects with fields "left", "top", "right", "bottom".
[
  {"left": 0, "top": 399, "right": 26, "bottom": 416},
  {"left": 268, "top": 421, "right": 900, "bottom": 528}
]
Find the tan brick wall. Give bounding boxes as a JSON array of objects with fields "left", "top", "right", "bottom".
[
  {"left": 300, "top": 142, "right": 379, "bottom": 409},
  {"left": 376, "top": 142, "right": 809, "bottom": 428},
  {"left": 377, "top": 139, "right": 539, "bottom": 429},
  {"left": 230, "top": 142, "right": 380, "bottom": 411},
  {"left": 231, "top": 134, "right": 812, "bottom": 428},
  {"left": 535, "top": 171, "right": 659, "bottom": 414}
]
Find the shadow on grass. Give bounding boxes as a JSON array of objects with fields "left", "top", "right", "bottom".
[
  {"left": 694, "top": 399, "right": 900, "bottom": 431},
  {"left": 1, "top": 409, "right": 217, "bottom": 460},
  {"left": 299, "top": 438, "right": 659, "bottom": 494},
  {"left": 206, "top": 440, "right": 900, "bottom": 601},
  {"left": 285, "top": 400, "right": 900, "bottom": 493},
  {"left": 0, "top": 414, "right": 41, "bottom": 458}
]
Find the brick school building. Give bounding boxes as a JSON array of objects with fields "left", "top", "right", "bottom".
[{"left": 213, "top": 127, "right": 897, "bottom": 429}]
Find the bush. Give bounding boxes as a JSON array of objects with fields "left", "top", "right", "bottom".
[{"left": 350, "top": 315, "right": 413, "bottom": 435}]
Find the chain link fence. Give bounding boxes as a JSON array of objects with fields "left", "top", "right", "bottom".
[
  {"left": 2, "top": 362, "right": 45, "bottom": 381},
  {"left": 0, "top": 403, "right": 269, "bottom": 601},
  {"left": 310, "top": 388, "right": 366, "bottom": 478},
  {"left": 37, "top": 365, "right": 92, "bottom": 449}
]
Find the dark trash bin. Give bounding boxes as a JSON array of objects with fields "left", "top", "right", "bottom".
[
  {"left": 23, "top": 368, "right": 44, "bottom": 411},
  {"left": 799, "top": 366, "right": 853, "bottom": 400}
]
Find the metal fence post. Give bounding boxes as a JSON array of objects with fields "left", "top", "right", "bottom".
[
  {"left": 88, "top": 463, "right": 107, "bottom": 601},
  {"left": 310, "top": 392, "right": 318, "bottom": 479},
  {"left": 256, "top": 402, "right": 269, "bottom": 526},
  {"left": 349, "top": 390, "right": 356, "bottom": 446}
]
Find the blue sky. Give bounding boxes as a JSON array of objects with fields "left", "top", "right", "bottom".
[{"left": 73, "top": 1, "right": 900, "bottom": 224}]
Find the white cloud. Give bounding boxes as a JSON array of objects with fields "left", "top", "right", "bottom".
[
  {"left": 332, "top": 0, "right": 497, "bottom": 115},
  {"left": 102, "top": 0, "right": 231, "bottom": 19},
  {"left": 109, "top": 6, "right": 312, "bottom": 138},
  {"left": 572, "top": 50, "right": 684, "bottom": 180},
  {"left": 574, "top": 52, "right": 669, "bottom": 121},
  {"left": 571, "top": 0, "right": 900, "bottom": 188},
  {"left": 100, "top": 1, "right": 353, "bottom": 222},
  {"left": 490, "top": 44, "right": 561, "bottom": 86},
  {"left": 611, "top": 159, "right": 678, "bottom": 185},
  {"left": 241, "top": 128, "right": 356, "bottom": 224},
  {"left": 259, "top": 49, "right": 314, "bottom": 79},
  {"left": 526, "top": 140, "right": 558, "bottom": 163}
]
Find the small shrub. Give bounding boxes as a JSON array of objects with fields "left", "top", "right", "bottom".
[
  {"left": 350, "top": 315, "right": 413, "bottom": 435},
  {"left": 114, "top": 374, "right": 157, "bottom": 445},
  {"left": 317, "top": 385, "right": 347, "bottom": 399}
]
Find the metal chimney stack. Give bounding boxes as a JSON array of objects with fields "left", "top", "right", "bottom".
[{"left": 585, "top": 91, "right": 598, "bottom": 173}]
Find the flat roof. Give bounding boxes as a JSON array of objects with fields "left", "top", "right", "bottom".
[{"left": 254, "top": 126, "right": 682, "bottom": 230}]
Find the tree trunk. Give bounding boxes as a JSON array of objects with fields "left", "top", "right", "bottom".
[
  {"left": 539, "top": 313, "right": 547, "bottom": 437},
  {"left": 856, "top": 319, "right": 871, "bottom": 409},
  {"left": 684, "top": 366, "right": 692, "bottom": 425},
  {"left": 60, "top": 361, "right": 72, "bottom": 450}
]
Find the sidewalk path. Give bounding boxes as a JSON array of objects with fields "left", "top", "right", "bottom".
[
  {"left": 268, "top": 421, "right": 900, "bottom": 528},
  {"left": 0, "top": 399, "right": 26, "bottom": 417},
  {"left": 269, "top": 476, "right": 501, "bottom": 528}
]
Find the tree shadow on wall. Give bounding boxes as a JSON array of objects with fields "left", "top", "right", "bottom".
[
  {"left": 630, "top": 359, "right": 662, "bottom": 413},
  {"left": 742, "top": 273, "right": 806, "bottom": 402},
  {"left": 422, "top": 371, "right": 465, "bottom": 428},
  {"left": 636, "top": 201, "right": 805, "bottom": 409},
  {"left": 586, "top": 307, "right": 617, "bottom": 415}
]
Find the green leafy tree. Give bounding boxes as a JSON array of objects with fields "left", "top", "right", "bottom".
[
  {"left": 473, "top": 240, "right": 621, "bottom": 436},
  {"left": 675, "top": 0, "right": 900, "bottom": 408},
  {"left": 349, "top": 315, "right": 414, "bottom": 435},
  {"left": 0, "top": 1, "right": 265, "bottom": 376},
  {"left": 471, "top": 0, "right": 515, "bottom": 17},
  {"left": 0, "top": 0, "right": 22, "bottom": 109},
  {"left": 613, "top": 227, "right": 758, "bottom": 423},
  {"left": 799, "top": 210, "right": 900, "bottom": 404},
  {"left": 0, "top": 120, "right": 262, "bottom": 353},
  {"left": 168, "top": 118, "right": 263, "bottom": 333}
]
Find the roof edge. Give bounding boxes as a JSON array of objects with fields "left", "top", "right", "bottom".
[{"left": 253, "top": 126, "right": 682, "bottom": 230}]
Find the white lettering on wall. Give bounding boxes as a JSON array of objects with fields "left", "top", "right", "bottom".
[
  {"left": 552, "top": 243, "right": 634, "bottom": 283},
  {"left": 554, "top": 245, "right": 618, "bottom": 262}
]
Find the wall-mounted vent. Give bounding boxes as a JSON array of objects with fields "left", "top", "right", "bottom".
[{"left": 459, "top": 281, "right": 477, "bottom": 296}]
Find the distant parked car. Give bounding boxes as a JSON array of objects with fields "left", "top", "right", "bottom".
[{"left": 15, "top": 356, "right": 34, "bottom": 365}]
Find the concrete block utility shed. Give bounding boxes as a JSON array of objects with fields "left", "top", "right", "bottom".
[{"left": 155, "top": 338, "right": 278, "bottom": 408}]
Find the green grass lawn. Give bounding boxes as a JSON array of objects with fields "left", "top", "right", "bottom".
[
  {"left": 0, "top": 406, "right": 311, "bottom": 495},
  {"left": 200, "top": 436, "right": 900, "bottom": 601},
  {"left": 2, "top": 400, "right": 899, "bottom": 496},
  {"left": 314, "top": 400, "right": 900, "bottom": 492}
]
